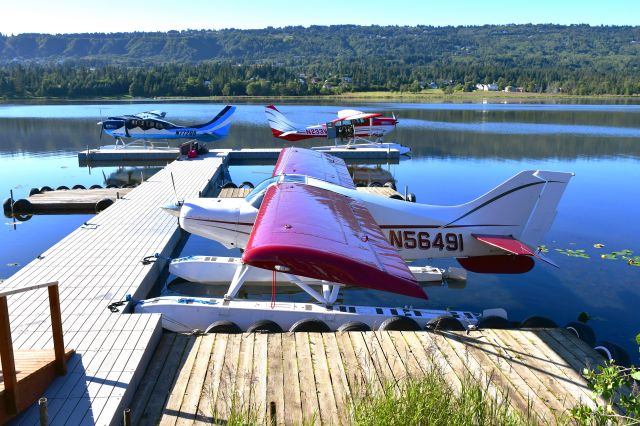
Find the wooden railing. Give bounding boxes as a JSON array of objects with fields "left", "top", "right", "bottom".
[{"left": 0, "top": 281, "right": 66, "bottom": 414}]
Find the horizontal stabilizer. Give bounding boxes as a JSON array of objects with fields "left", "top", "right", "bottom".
[{"left": 472, "top": 234, "right": 536, "bottom": 256}]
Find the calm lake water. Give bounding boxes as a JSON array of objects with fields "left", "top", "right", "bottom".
[{"left": 1, "top": 101, "right": 638, "bottom": 358}]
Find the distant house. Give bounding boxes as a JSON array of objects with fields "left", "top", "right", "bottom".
[
  {"left": 428, "top": 81, "right": 438, "bottom": 89},
  {"left": 476, "top": 83, "right": 499, "bottom": 91},
  {"left": 504, "top": 86, "right": 525, "bottom": 93}
]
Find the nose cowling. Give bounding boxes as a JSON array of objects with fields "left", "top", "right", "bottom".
[{"left": 178, "top": 198, "right": 244, "bottom": 249}]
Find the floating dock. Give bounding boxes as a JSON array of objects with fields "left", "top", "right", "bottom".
[
  {"left": 1, "top": 153, "right": 224, "bottom": 425},
  {"left": 5, "top": 188, "right": 134, "bottom": 216},
  {"left": 1, "top": 149, "right": 611, "bottom": 425},
  {"left": 131, "top": 329, "right": 606, "bottom": 425},
  {"left": 78, "top": 147, "right": 401, "bottom": 164}
]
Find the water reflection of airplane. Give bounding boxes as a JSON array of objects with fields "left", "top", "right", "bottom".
[
  {"left": 106, "top": 167, "right": 163, "bottom": 187},
  {"left": 97, "top": 105, "right": 236, "bottom": 142},
  {"left": 265, "top": 105, "right": 411, "bottom": 154},
  {"left": 349, "top": 165, "right": 395, "bottom": 187}
]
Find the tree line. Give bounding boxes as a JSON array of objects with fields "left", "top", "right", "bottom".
[{"left": 1, "top": 24, "right": 639, "bottom": 97}]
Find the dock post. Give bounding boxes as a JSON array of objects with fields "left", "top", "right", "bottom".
[
  {"left": 38, "top": 397, "right": 48, "bottom": 426},
  {"left": 47, "top": 283, "right": 66, "bottom": 375},
  {"left": 9, "top": 189, "right": 14, "bottom": 217},
  {"left": 123, "top": 408, "right": 131, "bottom": 426},
  {"left": 0, "top": 295, "right": 18, "bottom": 414}
]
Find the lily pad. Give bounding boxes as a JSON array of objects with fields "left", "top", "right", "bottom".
[
  {"left": 601, "top": 254, "right": 617, "bottom": 260},
  {"left": 537, "top": 245, "right": 549, "bottom": 253},
  {"left": 593, "top": 243, "right": 605, "bottom": 248},
  {"left": 611, "top": 249, "right": 633, "bottom": 256},
  {"left": 556, "top": 249, "right": 590, "bottom": 259}
]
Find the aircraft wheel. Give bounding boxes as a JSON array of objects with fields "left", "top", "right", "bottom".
[
  {"left": 95, "top": 198, "right": 114, "bottom": 213},
  {"left": 389, "top": 194, "right": 404, "bottom": 200},
  {"left": 477, "top": 315, "right": 510, "bottom": 329},
  {"left": 368, "top": 181, "right": 383, "bottom": 187},
  {"left": 289, "top": 318, "right": 330, "bottom": 333},
  {"left": 29, "top": 187, "right": 41, "bottom": 196},
  {"left": 205, "top": 320, "right": 242, "bottom": 334},
  {"left": 239, "top": 181, "right": 254, "bottom": 189},
  {"left": 337, "top": 321, "right": 371, "bottom": 332},
  {"left": 12, "top": 199, "right": 33, "bottom": 214},
  {"left": 72, "top": 184, "right": 86, "bottom": 190},
  {"left": 222, "top": 182, "right": 237, "bottom": 189},
  {"left": 378, "top": 316, "right": 421, "bottom": 331},
  {"left": 405, "top": 193, "right": 416, "bottom": 202},
  {"left": 565, "top": 321, "right": 596, "bottom": 347},
  {"left": 594, "top": 341, "right": 631, "bottom": 367},
  {"left": 40, "top": 186, "right": 53, "bottom": 193},
  {"left": 90, "top": 184, "right": 103, "bottom": 189},
  {"left": 384, "top": 181, "right": 397, "bottom": 190},
  {"left": 519, "top": 316, "right": 558, "bottom": 329},
  {"left": 246, "top": 319, "right": 282, "bottom": 333},
  {"left": 56, "top": 185, "right": 69, "bottom": 191},
  {"left": 425, "top": 315, "right": 466, "bottom": 331}
]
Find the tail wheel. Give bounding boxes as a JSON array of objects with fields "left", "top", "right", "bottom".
[
  {"left": 289, "top": 318, "right": 330, "bottom": 333},
  {"left": 426, "top": 316, "right": 466, "bottom": 331},
  {"left": 378, "top": 316, "right": 420, "bottom": 331},
  {"left": 337, "top": 321, "right": 371, "bottom": 332},
  {"left": 477, "top": 315, "right": 510, "bottom": 329},
  {"left": 205, "top": 320, "right": 242, "bottom": 334},
  {"left": 246, "top": 320, "right": 282, "bottom": 333},
  {"left": 519, "top": 316, "right": 558, "bottom": 329},
  {"left": 564, "top": 322, "right": 596, "bottom": 347},
  {"left": 594, "top": 341, "right": 631, "bottom": 367}
]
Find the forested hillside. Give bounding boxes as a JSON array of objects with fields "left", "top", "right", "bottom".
[{"left": 1, "top": 24, "right": 639, "bottom": 97}]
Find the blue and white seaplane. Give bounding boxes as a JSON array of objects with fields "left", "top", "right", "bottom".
[{"left": 97, "top": 105, "right": 236, "bottom": 147}]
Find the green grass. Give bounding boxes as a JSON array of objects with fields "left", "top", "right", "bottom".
[{"left": 349, "top": 370, "right": 536, "bottom": 426}]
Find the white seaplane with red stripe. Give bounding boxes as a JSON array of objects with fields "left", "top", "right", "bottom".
[
  {"left": 135, "top": 148, "right": 572, "bottom": 333},
  {"left": 265, "top": 105, "right": 410, "bottom": 154}
]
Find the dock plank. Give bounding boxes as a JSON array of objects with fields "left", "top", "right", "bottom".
[
  {"left": 280, "top": 333, "right": 303, "bottom": 426},
  {"left": 174, "top": 334, "right": 215, "bottom": 426},
  {"left": 294, "top": 332, "right": 320, "bottom": 424}
]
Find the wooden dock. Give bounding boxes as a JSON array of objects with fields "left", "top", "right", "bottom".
[
  {"left": 7, "top": 188, "right": 134, "bottom": 215},
  {"left": 78, "top": 147, "right": 401, "bottom": 164},
  {"left": 132, "top": 329, "right": 605, "bottom": 425},
  {"left": 219, "top": 186, "right": 404, "bottom": 199},
  {"left": 0, "top": 153, "right": 225, "bottom": 425}
]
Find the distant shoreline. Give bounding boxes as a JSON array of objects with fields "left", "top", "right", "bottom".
[{"left": 2, "top": 90, "right": 639, "bottom": 104}]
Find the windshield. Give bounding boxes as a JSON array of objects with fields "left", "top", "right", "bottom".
[{"left": 244, "top": 174, "right": 307, "bottom": 209}]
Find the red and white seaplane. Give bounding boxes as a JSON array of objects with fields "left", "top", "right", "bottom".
[
  {"left": 134, "top": 148, "right": 573, "bottom": 333},
  {"left": 265, "top": 105, "right": 411, "bottom": 155}
]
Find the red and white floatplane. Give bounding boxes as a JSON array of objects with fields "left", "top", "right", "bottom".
[
  {"left": 134, "top": 148, "right": 573, "bottom": 333},
  {"left": 265, "top": 105, "right": 411, "bottom": 155}
]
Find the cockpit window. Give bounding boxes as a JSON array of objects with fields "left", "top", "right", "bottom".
[{"left": 244, "top": 174, "right": 307, "bottom": 209}]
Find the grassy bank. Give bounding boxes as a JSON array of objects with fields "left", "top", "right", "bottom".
[{"left": 2, "top": 89, "right": 638, "bottom": 105}]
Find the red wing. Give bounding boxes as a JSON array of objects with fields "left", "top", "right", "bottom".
[
  {"left": 242, "top": 183, "right": 427, "bottom": 300},
  {"left": 272, "top": 147, "right": 356, "bottom": 189},
  {"left": 472, "top": 234, "right": 536, "bottom": 256}
]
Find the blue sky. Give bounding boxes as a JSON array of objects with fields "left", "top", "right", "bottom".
[{"left": 2, "top": 0, "right": 639, "bottom": 35}]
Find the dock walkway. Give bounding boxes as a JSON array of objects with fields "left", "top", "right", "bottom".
[
  {"left": 1, "top": 154, "right": 224, "bottom": 425},
  {"left": 132, "top": 329, "right": 605, "bottom": 425}
]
